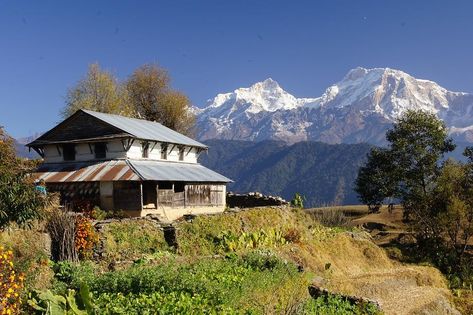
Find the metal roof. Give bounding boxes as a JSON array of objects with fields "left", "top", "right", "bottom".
[
  {"left": 128, "top": 160, "right": 232, "bottom": 183},
  {"left": 82, "top": 110, "right": 207, "bottom": 148},
  {"left": 32, "top": 160, "right": 140, "bottom": 183},
  {"left": 32, "top": 159, "right": 231, "bottom": 183}
]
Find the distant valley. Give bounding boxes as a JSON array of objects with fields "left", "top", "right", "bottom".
[{"left": 199, "top": 139, "right": 372, "bottom": 207}]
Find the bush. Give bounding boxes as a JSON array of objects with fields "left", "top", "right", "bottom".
[
  {"left": 75, "top": 216, "right": 99, "bottom": 260},
  {"left": 242, "top": 249, "right": 289, "bottom": 271},
  {"left": 0, "top": 245, "right": 24, "bottom": 314}
]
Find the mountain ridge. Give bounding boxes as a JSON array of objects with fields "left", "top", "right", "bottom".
[{"left": 195, "top": 67, "right": 473, "bottom": 144}]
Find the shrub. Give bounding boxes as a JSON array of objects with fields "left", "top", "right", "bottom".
[
  {"left": 291, "top": 193, "right": 305, "bottom": 209},
  {"left": 74, "top": 217, "right": 99, "bottom": 260},
  {"left": 0, "top": 245, "right": 25, "bottom": 314},
  {"left": 241, "top": 249, "right": 289, "bottom": 271}
]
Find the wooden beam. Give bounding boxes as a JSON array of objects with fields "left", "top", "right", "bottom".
[
  {"left": 140, "top": 182, "right": 143, "bottom": 211},
  {"left": 185, "top": 147, "right": 193, "bottom": 156},
  {"left": 125, "top": 139, "right": 135, "bottom": 151},
  {"left": 149, "top": 141, "right": 158, "bottom": 152},
  {"left": 56, "top": 145, "right": 62, "bottom": 156},
  {"left": 32, "top": 147, "right": 45, "bottom": 158},
  {"left": 88, "top": 143, "right": 93, "bottom": 154}
]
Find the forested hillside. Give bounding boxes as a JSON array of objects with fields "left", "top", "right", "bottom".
[{"left": 199, "top": 139, "right": 372, "bottom": 207}]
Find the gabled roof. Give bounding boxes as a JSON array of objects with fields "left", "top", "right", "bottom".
[
  {"left": 28, "top": 109, "right": 207, "bottom": 149},
  {"left": 81, "top": 110, "right": 207, "bottom": 148}
]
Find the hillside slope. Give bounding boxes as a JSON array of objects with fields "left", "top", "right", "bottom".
[
  {"left": 175, "top": 207, "right": 459, "bottom": 314},
  {"left": 199, "top": 139, "right": 372, "bottom": 206}
]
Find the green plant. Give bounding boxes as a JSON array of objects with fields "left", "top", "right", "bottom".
[
  {"left": 300, "top": 294, "right": 380, "bottom": 315},
  {"left": 27, "top": 285, "right": 95, "bottom": 315},
  {"left": 291, "top": 193, "right": 305, "bottom": 209},
  {"left": 216, "top": 228, "right": 288, "bottom": 252},
  {"left": 101, "top": 220, "right": 168, "bottom": 263}
]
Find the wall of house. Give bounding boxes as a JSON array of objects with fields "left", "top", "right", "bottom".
[
  {"left": 126, "top": 141, "right": 198, "bottom": 163},
  {"left": 141, "top": 205, "right": 225, "bottom": 221},
  {"left": 42, "top": 140, "right": 128, "bottom": 163}
]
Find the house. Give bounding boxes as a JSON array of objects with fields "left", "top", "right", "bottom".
[{"left": 27, "top": 109, "right": 231, "bottom": 220}]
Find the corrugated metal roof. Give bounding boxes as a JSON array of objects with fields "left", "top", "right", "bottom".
[
  {"left": 128, "top": 160, "right": 232, "bottom": 183},
  {"left": 82, "top": 110, "right": 207, "bottom": 148},
  {"left": 32, "top": 160, "right": 140, "bottom": 183},
  {"left": 32, "top": 159, "right": 231, "bottom": 183}
]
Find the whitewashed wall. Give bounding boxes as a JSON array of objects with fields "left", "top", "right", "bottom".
[
  {"left": 43, "top": 140, "right": 126, "bottom": 163},
  {"left": 42, "top": 140, "right": 199, "bottom": 163},
  {"left": 126, "top": 140, "right": 199, "bottom": 163}
]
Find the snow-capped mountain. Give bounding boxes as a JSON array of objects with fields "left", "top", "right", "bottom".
[{"left": 195, "top": 67, "right": 473, "bottom": 144}]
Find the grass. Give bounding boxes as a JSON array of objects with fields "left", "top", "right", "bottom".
[
  {"left": 6, "top": 206, "right": 461, "bottom": 314},
  {"left": 100, "top": 219, "right": 169, "bottom": 265}
]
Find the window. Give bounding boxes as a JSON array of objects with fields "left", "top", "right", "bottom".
[
  {"left": 161, "top": 144, "right": 168, "bottom": 160},
  {"left": 142, "top": 142, "right": 149, "bottom": 158},
  {"left": 94, "top": 142, "right": 107, "bottom": 159},
  {"left": 179, "top": 146, "right": 185, "bottom": 161},
  {"left": 62, "top": 144, "right": 76, "bottom": 161}
]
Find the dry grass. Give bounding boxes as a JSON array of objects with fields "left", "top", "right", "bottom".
[{"left": 306, "top": 205, "right": 371, "bottom": 217}]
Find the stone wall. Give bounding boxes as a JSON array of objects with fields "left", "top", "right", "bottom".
[{"left": 226, "top": 192, "right": 289, "bottom": 208}]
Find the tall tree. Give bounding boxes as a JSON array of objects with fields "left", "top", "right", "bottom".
[
  {"left": 354, "top": 147, "right": 397, "bottom": 212},
  {"left": 0, "top": 128, "right": 46, "bottom": 230},
  {"left": 126, "top": 64, "right": 196, "bottom": 136},
  {"left": 61, "top": 63, "right": 132, "bottom": 118}
]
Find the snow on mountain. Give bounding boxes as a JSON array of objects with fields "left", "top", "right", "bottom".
[{"left": 195, "top": 67, "right": 473, "bottom": 144}]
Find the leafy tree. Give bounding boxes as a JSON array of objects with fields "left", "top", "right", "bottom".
[
  {"left": 62, "top": 63, "right": 196, "bottom": 136},
  {"left": 125, "top": 64, "right": 196, "bottom": 136},
  {"left": 386, "top": 110, "right": 455, "bottom": 214},
  {"left": 62, "top": 63, "right": 133, "bottom": 118},
  {"left": 0, "top": 128, "right": 46, "bottom": 230},
  {"left": 355, "top": 147, "right": 397, "bottom": 212},
  {"left": 355, "top": 110, "right": 455, "bottom": 215},
  {"left": 429, "top": 159, "right": 473, "bottom": 261}
]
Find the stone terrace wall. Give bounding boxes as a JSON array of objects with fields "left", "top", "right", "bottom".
[{"left": 227, "top": 192, "right": 289, "bottom": 208}]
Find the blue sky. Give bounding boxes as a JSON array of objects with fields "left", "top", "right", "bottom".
[{"left": 1, "top": 0, "right": 473, "bottom": 138}]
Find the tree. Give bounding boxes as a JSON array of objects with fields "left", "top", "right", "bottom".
[
  {"left": 0, "top": 128, "right": 46, "bottom": 230},
  {"left": 125, "top": 64, "right": 196, "bottom": 136},
  {"left": 355, "top": 110, "right": 455, "bottom": 215},
  {"left": 386, "top": 110, "right": 455, "bottom": 210},
  {"left": 355, "top": 147, "right": 397, "bottom": 212},
  {"left": 429, "top": 159, "right": 473, "bottom": 262},
  {"left": 61, "top": 63, "right": 196, "bottom": 136},
  {"left": 61, "top": 63, "right": 133, "bottom": 118}
]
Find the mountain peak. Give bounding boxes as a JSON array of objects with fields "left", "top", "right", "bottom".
[{"left": 196, "top": 67, "right": 473, "bottom": 144}]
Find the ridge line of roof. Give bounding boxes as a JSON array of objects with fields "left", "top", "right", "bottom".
[{"left": 81, "top": 109, "right": 208, "bottom": 148}]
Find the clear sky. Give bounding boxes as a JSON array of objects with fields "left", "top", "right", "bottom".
[{"left": 1, "top": 0, "right": 473, "bottom": 138}]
